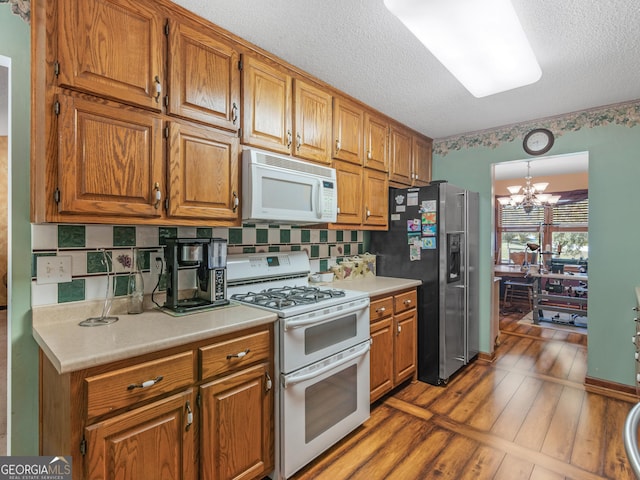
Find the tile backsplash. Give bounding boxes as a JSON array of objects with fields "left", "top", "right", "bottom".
[{"left": 31, "top": 224, "right": 366, "bottom": 306}]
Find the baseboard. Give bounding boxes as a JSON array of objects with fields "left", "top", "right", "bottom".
[
  {"left": 477, "top": 351, "right": 496, "bottom": 363},
  {"left": 584, "top": 375, "right": 638, "bottom": 403}
]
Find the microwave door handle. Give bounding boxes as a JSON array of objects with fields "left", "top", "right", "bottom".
[
  {"left": 283, "top": 302, "right": 367, "bottom": 330},
  {"left": 282, "top": 341, "right": 370, "bottom": 388},
  {"left": 316, "top": 179, "right": 323, "bottom": 219}
]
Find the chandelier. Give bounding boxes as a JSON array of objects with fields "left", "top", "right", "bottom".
[{"left": 498, "top": 161, "right": 561, "bottom": 213}]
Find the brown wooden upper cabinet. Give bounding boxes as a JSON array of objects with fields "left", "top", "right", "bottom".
[
  {"left": 57, "top": 0, "right": 165, "bottom": 111},
  {"left": 166, "top": 122, "right": 240, "bottom": 221},
  {"left": 56, "top": 93, "right": 164, "bottom": 219},
  {"left": 363, "top": 112, "right": 389, "bottom": 172},
  {"left": 332, "top": 97, "right": 364, "bottom": 165},
  {"left": 412, "top": 135, "right": 433, "bottom": 186},
  {"left": 388, "top": 124, "right": 413, "bottom": 185},
  {"left": 166, "top": 18, "right": 241, "bottom": 132},
  {"left": 241, "top": 55, "right": 332, "bottom": 164}
]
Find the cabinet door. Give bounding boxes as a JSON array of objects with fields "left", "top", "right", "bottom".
[
  {"left": 332, "top": 97, "right": 363, "bottom": 165},
  {"left": 242, "top": 56, "right": 292, "bottom": 154},
  {"left": 293, "top": 79, "right": 332, "bottom": 164},
  {"left": 200, "top": 363, "right": 274, "bottom": 480},
  {"left": 167, "top": 18, "right": 240, "bottom": 131},
  {"left": 57, "top": 94, "right": 163, "bottom": 218},
  {"left": 57, "top": 0, "right": 164, "bottom": 110},
  {"left": 363, "top": 168, "right": 388, "bottom": 229},
  {"left": 333, "top": 160, "right": 363, "bottom": 227},
  {"left": 363, "top": 112, "right": 388, "bottom": 172},
  {"left": 167, "top": 122, "right": 239, "bottom": 221},
  {"left": 370, "top": 318, "right": 394, "bottom": 403},
  {"left": 394, "top": 309, "right": 417, "bottom": 385},
  {"left": 412, "top": 136, "right": 433, "bottom": 186},
  {"left": 388, "top": 125, "right": 413, "bottom": 186},
  {"left": 84, "top": 389, "right": 196, "bottom": 480}
]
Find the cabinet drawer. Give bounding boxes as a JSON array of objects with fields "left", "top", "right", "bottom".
[
  {"left": 200, "top": 329, "right": 271, "bottom": 379},
  {"left": 394, "top": 290, "right": 417, "bottom": 314},
  {"left": 85, "top": 351, "right": 195, "bottom": 419},
  {"left": 370, "top": 297, "right": 393, "bottom": 322}
]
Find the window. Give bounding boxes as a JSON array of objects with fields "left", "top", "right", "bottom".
[{"left": 496, "top": 190, "right": 588, "bottom": 265}]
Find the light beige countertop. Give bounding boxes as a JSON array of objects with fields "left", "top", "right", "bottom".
[
  {"left": 32, "top": 298, "right": 277, "bottom": 374},
  {"left": 32, "top": 276, "right": 419, "bottom": 375},
  {"left": 328, "top": 276, "right": 422, "bottom": 297}
]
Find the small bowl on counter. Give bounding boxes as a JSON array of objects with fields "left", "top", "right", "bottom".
[{"left": 309, "top": 271, "right": 335, "bottom": 283}]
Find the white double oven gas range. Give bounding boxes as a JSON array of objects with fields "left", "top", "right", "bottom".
[{"left": 227, "top": 251, "right": 370, "bottom": 480}]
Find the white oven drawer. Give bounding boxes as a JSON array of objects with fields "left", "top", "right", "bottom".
[
  {"left": 280, "top": 297, "right": 370, "bottom": 374},
  {"left": 280, "top": 340, "right": 370, "bottom": 478}
]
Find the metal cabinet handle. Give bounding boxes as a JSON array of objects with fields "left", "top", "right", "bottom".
[
  {"left": 185, "top": 401, "right": 193, "bottom": 431},
  {"left": 287, "top": 130, "right": 292, "bottom": 148},
  {"left": 153, "top": 182, "right": 162, "bottom": 209},
  {"left": 367, "top": 151, "right": 372, "bottom": 160},
  {"left": 296, "top": 133, "right": 301, "bottom": 151},
  {"left": 397, "top": 324, "right": 402, "bottom": 334},
  {"left": 154, "top": 76, "right": 162, "bottom": 103},
  {"left": 127, "top": 376, "right": 163, "bottom": 390},
  {"left": 365, "top": 207, "right": 371, "bottom": 219},
  {"left": 227, "top": 348, "right": 250, "bottom": 359},
  {"left": 264, "top": 371, "right": 272, "bottom": 392},
  {"left": 375, "top": 306, "right": 386, "bottom": 314},
  {"left": 232, "top": 191, "right": 239, "bottom": 212},
  {"left": 404, "top": 299, "right": 412, "bottom": 306},
  {"left": 335, "top": 139, "right": 341, "bottom": 153},
  {"left": 231, "top": 102, "right": 238, "bottom": 124}
]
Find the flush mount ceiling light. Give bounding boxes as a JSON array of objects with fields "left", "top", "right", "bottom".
[
  {"left": 498, "top": 161, "right": 560, "bottom": 214},
  {"left": 383, "top": 0, "right": 542, "bottom": 97}
]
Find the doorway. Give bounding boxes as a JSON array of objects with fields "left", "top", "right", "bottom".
[
  {"left": 0, "top": 55, "right": 10, "bottom": 455},
  {"left": 491, "top": 153, "right": 589, "bottom": 344}
]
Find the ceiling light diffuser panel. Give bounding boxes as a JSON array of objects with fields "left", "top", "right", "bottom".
[{"left": 384, "top": 0, "right": 542, "bottom": 97}]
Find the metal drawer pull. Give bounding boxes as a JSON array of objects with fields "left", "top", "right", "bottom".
[
  {"left": 185, "top": 401, "right": 193, "bottom": 431},
  {"left": 403, "top": 299, "right": 412, "bottom": 305},
  {"left": 227, "top": 349, "right": 250, "bottom": 359},
  {"left": 127, "top": 376, "right": 163, "bottom": 390},
  {"left": 375, "top": 307, "right": 386, "bottom": 314}
]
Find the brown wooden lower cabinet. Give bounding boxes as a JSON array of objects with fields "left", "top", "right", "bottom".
[
  {"left": 369, "top": 288, "right": 418, "bottom": 403},
  {"left": 39, "top": 324, "right": 274, "bottom": 480}
]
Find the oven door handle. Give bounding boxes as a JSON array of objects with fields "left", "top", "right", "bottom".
[
  {"left": 282, "top": 340, "right": 370, "bottom": 388},
  {"left": 283, "top": 302, "right": 368, "bottom": 331}
]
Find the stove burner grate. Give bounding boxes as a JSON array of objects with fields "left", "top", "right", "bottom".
[{"left": 231, "top": 285, "right": 346, "bottom": 310}]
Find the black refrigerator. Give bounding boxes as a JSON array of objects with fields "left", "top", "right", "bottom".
[{"left": 370, "top": 182, "right": 479, "bottom": 385}]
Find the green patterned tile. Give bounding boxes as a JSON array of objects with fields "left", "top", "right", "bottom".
[
  {"left": 113, "top": 226, "right": 136, "bottom": 247},
  {"left": 229, "top": 228, "right": 243, "bottom": 245},
  {"left": 140, "top": 250, "right": 151, "bottom": 271},
  {"left": 58, "top": 279, "right": 85, "bottom": 303},
  {"left": 344, "top": 244, "right": 352, "bottom": 255},
  {"left": 87, "top": 251, "right": 113, "bottom": 274},
  {"left": 291, "top": 245, "right": 301, "bottom": 251},
  {"left": 320, "top": 259, "right": 329, "bottom": 272},
  {"left": 197, "top": 228, "right": 213, "bottom": 238},
  {"left": 301, "top": 230, "right": 310, "bottom": 243},
  {"left": 279, "top": 229, "right": 291, "bottom": 244},
  {"left": 320, "top": 230, "right": 328, "bottom": 242},
  {"left": 32, "top": 252, "right": 55, "bottom": 278},
  {"left": 336, "top": 231, "right": 344, "bottom": 242},
  {"left": 159, "top": 227, "right": 178, "bottom": 245},
  {"left": 242, "top": 246, "right": 256, "bottom": 254},
  {"left": 115, "top": 275, "right": 129, "bottom": 296},
  {"left": 310, "top": 245, "right": 320, "bottom": 258},
  {"left": 269, "top": 246, "right": 281, "bottom": 252},
  {"left": 358, "top": 243, "right": 364, "bottom": 254},
  {"left": 58, "top": 225, "right": 85, "bottom": 248},
  {"left": 351, "top": 231, "right": 358, "bottom": 242},
  {"left": 256, "top": 229, "right": 268, "bottom": 244}
]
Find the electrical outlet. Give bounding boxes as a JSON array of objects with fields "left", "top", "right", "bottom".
[
  {"left": 150, "top": 250, "right": 164, "bottom": 276},
  {"left": 36, "top": 255, "right": 72, "bottom": 284}
]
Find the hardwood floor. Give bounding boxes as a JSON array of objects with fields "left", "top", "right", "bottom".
[{"left": 291, "top": 311, "right": 636, "bottom": 480}]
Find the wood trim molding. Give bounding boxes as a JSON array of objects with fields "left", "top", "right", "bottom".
[
  {"left": 584, "top": 375, "right": 638, "bottom": 403},
  {"left": 477, "top": 351, "right": 496, "bottom": 363}
]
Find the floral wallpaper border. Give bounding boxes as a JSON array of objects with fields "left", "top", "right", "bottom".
[
  {"left": 433, "top": 99, "right": 640, "bottom": 156},
  {"left": 0, "top": 0, "right": 29, "bottom": 23}
]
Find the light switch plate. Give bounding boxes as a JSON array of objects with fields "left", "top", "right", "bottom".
[{"left": 36, "top": 255, "right": 72, "bottom": 284}]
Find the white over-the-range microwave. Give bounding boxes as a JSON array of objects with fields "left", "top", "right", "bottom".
[{"left": 242, "top": 147, "right": 338, "bottom": 224}]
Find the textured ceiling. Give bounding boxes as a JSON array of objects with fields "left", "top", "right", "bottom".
[{"left": 170, "top": 0, "right": 640, "bottom": 140}]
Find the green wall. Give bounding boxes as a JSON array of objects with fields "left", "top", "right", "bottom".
[
  {"left": 433, "top": 120, "right": 640, "bottom": 387},
  {"left": 0, "top": 6, "right": 37, "bottom": 453}
]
